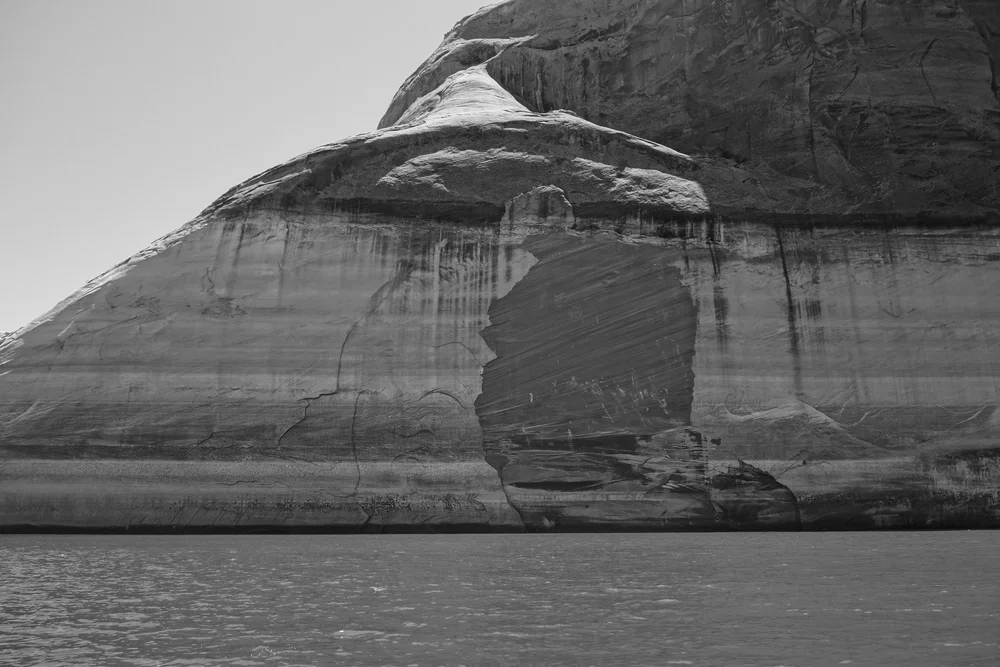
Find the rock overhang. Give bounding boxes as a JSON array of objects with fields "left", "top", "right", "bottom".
[
  {"left": 199, "top": 66, "right": 710, "bottom": 225},
  {"left": 378, "top": 0, "right": 1000, "bottom": 224}
]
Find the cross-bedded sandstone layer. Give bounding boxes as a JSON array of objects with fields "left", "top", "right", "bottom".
[{"left": 2, "top": 0, "right": 998, "bottom": 531}]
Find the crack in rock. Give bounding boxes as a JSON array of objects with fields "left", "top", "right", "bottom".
[
  {"left": 274, "top": 260, "right": 416, "bottom": 451},
  {"left": 919, "top": 38, "right": 940, "bottom": 106}
]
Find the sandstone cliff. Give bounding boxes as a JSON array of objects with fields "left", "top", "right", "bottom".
[
  {"left": 384, "top": 0, "right": 1000, "bottom": 222},
  {"left": 1, "top": 0, "right": 998, "bottom": 532}
]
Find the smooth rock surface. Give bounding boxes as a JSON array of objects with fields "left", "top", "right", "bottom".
[{"left": 2, "top": 0, "right": 999, "bottom": 531}]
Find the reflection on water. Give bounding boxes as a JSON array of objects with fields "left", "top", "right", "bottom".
[{"left": 0, "top": 533, "right": 997, "bottom": 666}]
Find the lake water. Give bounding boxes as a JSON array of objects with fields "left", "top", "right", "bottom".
[{"left": 0, "top": 533, "right": 997, "bottom": 666}]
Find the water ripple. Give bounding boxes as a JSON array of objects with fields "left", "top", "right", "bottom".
[{"left": 0, "top": 533, "right": 998, "bottom": 666}]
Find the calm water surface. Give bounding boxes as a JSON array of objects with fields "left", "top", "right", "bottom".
[{"left": 0, "top": 533, "right": 997, "bottom": 666}]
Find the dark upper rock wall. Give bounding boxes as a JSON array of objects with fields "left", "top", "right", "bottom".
[{"left": 382, "top": 0, "right": 1000, "bottom": 222}]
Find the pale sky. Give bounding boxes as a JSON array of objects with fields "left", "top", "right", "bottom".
[{"left": 0, "top": 0, "right": 493, "bottom": 333}]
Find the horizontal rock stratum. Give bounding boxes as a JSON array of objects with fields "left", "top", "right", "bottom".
[{"left": 2, "top": 0, "right": 999, "bottom": 532}]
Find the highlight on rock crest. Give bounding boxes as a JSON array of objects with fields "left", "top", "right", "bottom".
[{"left": 2, "top": 0, "right": 999, "bottom": 532}]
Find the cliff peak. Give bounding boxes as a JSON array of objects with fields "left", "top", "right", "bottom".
[{"left": 384, "top": 0, "right": 1000, "bottom": 222}]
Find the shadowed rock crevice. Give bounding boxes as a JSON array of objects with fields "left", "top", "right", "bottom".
[
  {"left": 472, "top": 226, "right": 800, "bottom": 529},
  {"left": 710, "top": 460, "right": 802, "bottom": 531},
  {"left": 475, "top": 231, "right": 691, "bottom": 527}
]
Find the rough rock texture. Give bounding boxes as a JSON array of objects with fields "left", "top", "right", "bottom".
[
  {"left": 192, "top": 65, "right": 708, "bottom": 225},
  {"left": 383, "top": 0, "right": 1000, "bottom": 222},
  {"left": 2, "top": 0, "right": 999, "bottom": 531}
]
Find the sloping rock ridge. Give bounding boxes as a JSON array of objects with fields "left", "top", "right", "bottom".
[
  {"left": 384, "top": 0, "right": 1000, "bottom": 223},
  {"left": 1, "top": 0, "right": 999, "bottom": 532}
]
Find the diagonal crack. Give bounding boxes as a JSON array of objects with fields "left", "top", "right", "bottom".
[
  {"left": 919, "top": 38, "right": 940, "bottom": 106},
  {"left": 187, "top": 429, "right": 246, "bottom": 454},
  {"left": 433, "top": 341, "right": 485, "bottom": 367},
  {"left": 275, "top": 390, "right": 338, "bottom": 448},
  {"left": 418, "top": 388, "right": 467, "bottom": 410},
  {"left": 274, "top": 260, "right": 416, "bottom": 450}
]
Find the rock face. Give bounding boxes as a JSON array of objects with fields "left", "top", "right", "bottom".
[
  {"left": 2, "top": 0, "right": 999, "bottom": 531},
  {"left": 384, "top": 0, "right": 1000, "bottom": 222}
]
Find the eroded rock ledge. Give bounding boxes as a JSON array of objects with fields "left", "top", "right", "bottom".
[
  {"left": 200, "top": 66, "right": 710, "bottom": 225},
  {"left": 383, "top": 0, "right": 1000, "bottom": 223}
]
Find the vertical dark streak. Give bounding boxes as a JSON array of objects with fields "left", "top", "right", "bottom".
[
  {"left": 349, "top": 390, "right": 370, "bottom": 495},
  {"left": 807, "top": 66, "right": 821, "bottom": 182},
  {"left": 714, "top": 283, "right": 730, "bottom": 352},
  {"left": 775, "top": 225, "right": 804, "bottom": 397},
  {"left": 707, "top": 221, "right": 721, "bottom": 277}
]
